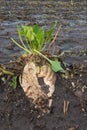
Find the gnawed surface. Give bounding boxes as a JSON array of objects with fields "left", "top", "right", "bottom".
[{"left": 19, "top": 61, "right": 56, "bottom": 113}]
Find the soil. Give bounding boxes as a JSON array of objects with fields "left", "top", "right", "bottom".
[{"left": 0, "top": 0, "right": 87, "bottom": 130}]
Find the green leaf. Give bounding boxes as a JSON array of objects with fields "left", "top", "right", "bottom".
[
  {"left": 50, "top": 60, "right": 65, "bottom": 73},
  {"left": 1, "top": 77, "right": 6, "bottom": 82},
  {"left": 31, "top": 25, "right": 45, "bottom": 51},
  {"left": 33, "top": 24, "right": 40, "bottom": 34},
  {"left": 26, "top": 29, "right": 35, "bottom": 41},
  {"left": 12, "top": 22, "right": 57, "bottom": 54},
  {"left": 45, "top": 28, "right": 54, "bottom": 42},
  {"left": 10, "top": 76, "right": 17, "bottom": 89},
  {"left": 17, "top": 25, "right": 27, "bottom": 49},
  {"left": 22, "top": 26, "right": 35, "bottom": 42},
  {"left": 45, "top": 21, "right": 57, "bottom": 42},
  {"left": 36, "top": 27, "right": 45, "bottom": 49},
  {"left": 34, "top": 49, "right": 65, "bottom": 73}
]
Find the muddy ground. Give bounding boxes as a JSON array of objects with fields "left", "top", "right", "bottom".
[{"left": 0, "top": 0, "right": 87, "bottom": 130}]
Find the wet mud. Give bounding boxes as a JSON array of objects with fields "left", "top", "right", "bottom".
[{"left": 0, "top": 0, "right": 87, "bottom": 130}]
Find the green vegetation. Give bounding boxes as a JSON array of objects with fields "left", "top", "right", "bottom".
[
  {"left": 11, "top": 23, "right": 64, "bottom": 73},
  {"left": 10, "top": 76, "right": 17, "bottom": 88},
  {"left": 0, "top": 66, "right": 14, "bottom": 75},
  {"left": 11, "top": 22, "right": 57, "bottom": 54}
]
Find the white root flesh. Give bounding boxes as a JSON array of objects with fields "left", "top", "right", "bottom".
[{"left": 19, "top": 61, "right": 56, "bottom": 113}]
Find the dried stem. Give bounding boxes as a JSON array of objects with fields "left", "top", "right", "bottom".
[
  {"left": 48, "top": 24, "right": 62, "bottom": 51},
  {"left": 63, "top": 99, "right": 69, "bottom": 116}
]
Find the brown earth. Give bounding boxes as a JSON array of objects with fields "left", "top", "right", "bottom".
[{"left": 0, "top": 0, "right": 87, "bottom": 130}]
